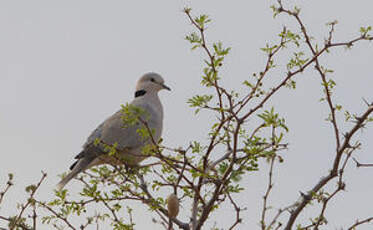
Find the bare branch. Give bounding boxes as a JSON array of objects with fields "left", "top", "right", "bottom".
[
  {"left": 352, "top": 157, "right": 373, "bottom": 168},
  {"left": 347, "top": 216, "right": 373, "bottom": 230}
]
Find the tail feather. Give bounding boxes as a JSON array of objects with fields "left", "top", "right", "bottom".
[
  {"left": 56, "top": 170, "right": 79, "bottom": 191},
  {"left": 56, "top": 157, "right": 95, "bottom": 190}
]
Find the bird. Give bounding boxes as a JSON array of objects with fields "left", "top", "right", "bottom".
[{"left": 57, "top": 72, "right": 170, "bottom": 190}]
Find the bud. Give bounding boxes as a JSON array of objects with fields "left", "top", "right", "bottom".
[{"left": 167, "top": 193, "right": 179, "bottom": 218}]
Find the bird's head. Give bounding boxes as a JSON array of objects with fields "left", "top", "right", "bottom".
[{"left": 135, "top": 73, "right": 171, "bottom": 97}]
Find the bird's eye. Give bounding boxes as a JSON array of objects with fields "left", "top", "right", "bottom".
[{"left": 150, "top": 78, "right": 155, "bottom": 82}]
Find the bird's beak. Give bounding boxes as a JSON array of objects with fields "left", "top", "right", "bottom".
[{"left": 161, "top": 83, "right": 171, "bottom": 91}]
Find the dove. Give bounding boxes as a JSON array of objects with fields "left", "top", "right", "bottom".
[{"left": 57, "top": 72, "right": 170, "bottom": 190}]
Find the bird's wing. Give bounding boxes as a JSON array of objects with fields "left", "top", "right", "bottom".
[
  {"left": 68, "top": 108, "right": 144, "bottom": 168},
  {"left": 99, "top": 109, "right": 146, "bottom": 150},
  {"left": 79, "top": 109, "right": 144, "bottom": 151},
  {"left": 83, "top": 120, "right": 105, "bottom": 149},
  {"left": 74, "top": 98, "right": 163, "bottom": 165}
]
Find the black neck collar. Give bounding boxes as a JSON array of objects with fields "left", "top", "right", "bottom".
[{"left": 135, "top": 90, "right": 147, "bottom": 98}]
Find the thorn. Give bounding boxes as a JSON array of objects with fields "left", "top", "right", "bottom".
[
  {"left": 339, "top": 182, "right": 346, "bottom": 190},
  {"left": 352, "top": 157, "right": 361, "bottom": 167},
  {"left": 300, "top": 191, "right": 312, "bottom": 201},
  {"left": 355, "top": 116, "right": 363, "bottom": 122},
  {"left": 362, "top": 97, "right": 370, "bottom": 106}
]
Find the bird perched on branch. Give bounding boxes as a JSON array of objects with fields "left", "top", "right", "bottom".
[{"left": 57, "top": 72, "right": 170, "bottom": 190}]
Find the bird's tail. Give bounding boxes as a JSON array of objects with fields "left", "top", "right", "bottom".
[
  {"left": 56, "top": 169, "right": 79, "bottom": 191},
  {"left": 56, "top": 157, "right": 94, "bottom": 191}
]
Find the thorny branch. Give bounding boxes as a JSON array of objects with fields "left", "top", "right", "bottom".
[
  {"left": 0, "top": 172, "right": 47, "bottom": 230},
  {"left": 0, "top": 174, "right": 13, "bottom": 205},
  {"left": 261, "top": 155, "right": 276, "bottom": 230},
  {"left": 1, "top": 1, "right": 372, "bottom": 230},
  {"left": 352, "top": 157, "right": 373, "bottom": 168},
  {"left": 268, "top": 1, "right": 373, "bottom": 230},
  {"left": 347, "top": 217, "right": 373, "bottom": 230},
  {"left": 184, "top": 2, "right": 373, "bottom": 229}
]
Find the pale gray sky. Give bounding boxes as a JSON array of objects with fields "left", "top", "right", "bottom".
[{"left": 1, "top": 0, "right": 373, "bottom": 229}]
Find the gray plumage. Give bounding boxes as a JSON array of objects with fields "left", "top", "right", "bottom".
[{"left": 57, "top": 73, "right": 170, "bottom": 190}]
